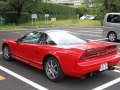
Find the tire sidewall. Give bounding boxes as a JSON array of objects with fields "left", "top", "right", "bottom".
[
  {"left": 3, "top": 45, "right": 12, "bottom": 61},
  {"left": 108, "top": 32, "right": 117, "bottom": 42},
  {"left": 44, "top": 57, "right": 64, "bottom": 82}
]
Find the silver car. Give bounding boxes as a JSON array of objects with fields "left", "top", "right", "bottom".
[{"left": 102, "top": 13, "right": 120, "bottom": 42}]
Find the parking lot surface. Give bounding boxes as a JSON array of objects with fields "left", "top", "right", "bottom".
[{"left": 0, "top": 26, "right": 120, "bottom": 90}]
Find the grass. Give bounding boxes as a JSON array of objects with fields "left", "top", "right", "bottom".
[
  {"left": 22, "top": 19, "right": 101, "bottom": 26},
  {"left": 0, "top": 19, "right": 101, "bottom": 30},
  {"left": 0, "top": 25, "right": 23, "bottom": 30}
]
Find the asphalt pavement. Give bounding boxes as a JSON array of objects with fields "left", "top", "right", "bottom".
[{"left": 0, "top": 26, "right": 120, "bottom": 90}]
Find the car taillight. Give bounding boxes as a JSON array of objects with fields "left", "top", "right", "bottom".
[{"left": 80, "top": 45, "right": 118, "bottom": 60}]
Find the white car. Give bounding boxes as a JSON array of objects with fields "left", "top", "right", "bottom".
[{"left": 80, "top": 15, "right": 96, "bottom": 20}]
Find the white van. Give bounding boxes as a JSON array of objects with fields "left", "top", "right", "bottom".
[{"left": 102, "top": 13, "right": 120, "bottom": 42}]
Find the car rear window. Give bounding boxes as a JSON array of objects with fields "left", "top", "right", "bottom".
[
  {"left": 48, "top": 32, "right": 87, "bottom": 45},
  {"left": 107, "top": 14, "right": 120, "bottom": 23}
]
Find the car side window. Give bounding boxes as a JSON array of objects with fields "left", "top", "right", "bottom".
[
  {"left": 39, "top": 33, "right": 56, "bottom": 45},
  {"left": 46, "top": 35, "right": 56, "bottom": 45},
  {"left": 107, "top": 14, "right": 120, "bottom": 23},
  {"left": 21, "top": 32, "right": 41, "bottom": 44}
]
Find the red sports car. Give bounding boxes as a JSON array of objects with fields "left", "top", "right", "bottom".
[{"left": 2, "top": 30, "right": 120, "bottom": 82}]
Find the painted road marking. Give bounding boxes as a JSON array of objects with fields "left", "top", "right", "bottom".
[
  {"left": 78, "top": 28, "right": 102, "bottom": 30},
  {"left": 92, "top": 70, "right": 120, "bottom": 90},
  {"left": 0, "top": 53, "right": 47, "bottom": 89},
  {"left": 79, "top": 33, "right": 102, "bottom": 37},
  {"left": 114, "top": 70, "right": 120, "bottom": 73},
  {"left": 0, "top": 75, "right": 6, "bottom": 80},
  {"left": 78, "top": 31, "right": 102, "bottom": 33},
  {"left": 89, "top": 32, "right": 102, "bottom": 33},
  {"left": 0, "top": 52, "right": 120, "bottom": 90},
  {"left": 87, "top": 38, "right": 107, "bottom": 41},
  {"left": 0, "top": 65, "right": 48, "bottom": 90},
  {"left": 92, "top": 77, "right": 120, "bottom": 90}
]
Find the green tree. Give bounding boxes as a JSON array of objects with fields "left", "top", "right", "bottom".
[
  {"left": 108, "top": 0, "right": 120, "bottom": 12},
  {"left": 93, "top": 0, "right": 120, "bottom": 12},
  {"left": 76, "top": 5, "right": 88, "bottom": 16},
  {"left": 0, "top": 1, "right": 8, "bottom": 11},
  {"left": 1, "top": 0, "right": 42, "bottom": 23}
]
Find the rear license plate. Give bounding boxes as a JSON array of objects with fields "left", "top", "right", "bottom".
[{"left": 100, "top": 63, "right": 108, "bottom": 71}]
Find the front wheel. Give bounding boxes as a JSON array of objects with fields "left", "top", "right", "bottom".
[
  {"left": 44, "top": 57, "right": 65, "bottom": 82},
  {"left": 3, "top": 45, "right": 12, "bottom": 61},
  {"left": 108, "top": 32, "right": 117, "bottom": 42}
]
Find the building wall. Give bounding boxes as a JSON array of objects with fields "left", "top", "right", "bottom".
[
  {"left": 43, "top": 0, "right": 85, "bottom": 7},
  {"left": 51, "top": 0, "right": 83, "bottom": 6}
]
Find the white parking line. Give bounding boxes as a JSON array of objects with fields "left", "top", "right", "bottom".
[
  {"left": 114, "top": 70, "right": 120, "bottom": 73},
  {"left": 78, "top": 31, "right": 92, "bottom": 32},
  {"left": 92, "top": 76, "right": 120, "bottom": 90},
  {"left": 78, "top": 31, "right": 102, "bottom": 33},
  {"left": 0, "top": 52, "right": 48, "bottom": 90},
  {"left": 79, "top": 33, "right": 102, "bottom": 37},
  {"left": 0, "top": 37, "right": 120, "bottom": 90},
  {"left": 87, "top": 38, "right": 107, "bottom": 41},
  {"left": 92, "top": 70, "right": 120, "bottom": 90},
  {"left": 89, "top": 32, "right": 102, "bottom": 33},
  {"left": 0, "top": 65, "right": 48, "bottom": 90},
  {"left": 92, "top": 66, "right": 120, "bottom": 90},
  {"left": 78, "top": 28, "right": 102, "bottom": 30}
]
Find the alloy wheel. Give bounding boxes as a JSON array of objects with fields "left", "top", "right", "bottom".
[
  {"left": 3, "top": 45, "right": 12, "bottom": 61},
  {"left": 3, "top": 46, "right": 10, "bottom": 60},
  {"left": 45, "top": 60, "right": 59, "bottom": 80},
  {"left": 108, "top": 33, "right": 117, "bottom": 42}
]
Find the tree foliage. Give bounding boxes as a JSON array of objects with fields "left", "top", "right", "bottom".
[
  {"left": 76, "top": 5, "right": 88, "bottom": 16},
  {"left": 93, "top": 0, "right": 120, "bottom": 12},
  {"left": 0, "top": 0, "right": 42, "bottom": 23},
  {"left": 0, "top": 1, "right": 8, "bottom": 11},
  {"left": 91, "top": 0, "right": 120, "bottom": 25}
]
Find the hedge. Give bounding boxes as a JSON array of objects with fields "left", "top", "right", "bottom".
[
  {"left": 0, "top": 12, "right": 31, "bottom": 24},
  {"left": 0, "top": 2, "right": 77, "bottom": 24},
  {"left": 28, "top": 2, "right": 77, "bottom": 20}
]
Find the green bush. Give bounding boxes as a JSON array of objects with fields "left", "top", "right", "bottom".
[{"left": 27, "top": 2, "right": 76, "bottom": 20}]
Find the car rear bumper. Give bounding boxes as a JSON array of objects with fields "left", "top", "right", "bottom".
[{"left": 68, "top": 55, "right": 120, "bottom": 77}]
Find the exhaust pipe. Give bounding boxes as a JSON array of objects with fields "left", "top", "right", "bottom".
[
  {"left": 86, "top": 72, "right": 94, "bottom": 78},
  {"left": 108, "top": 66, "right": 115, "bottom": 70},
  {"left": 114, "top": 66, "right": 120, "bottom": 69}
]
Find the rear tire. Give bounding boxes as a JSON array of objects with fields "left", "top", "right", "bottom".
[
  {"left": 3, "top": 45, "right": 13, "bottom": 61},
  {"left": 108, "top": 32, "right": 117, "bottom": 42},
  {"left": 44, "top": 57, "right": 65, "bottom": 82}
]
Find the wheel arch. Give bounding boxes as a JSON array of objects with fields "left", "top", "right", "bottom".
[
  {"left": 2, "top": 43, "right": 9, "bottom": 51},
  {"left": 107, "top": 31, "right": 117, "bottom": 38},
  {"left": 42, "top": 54, "right": 61, "bottom": 69}
]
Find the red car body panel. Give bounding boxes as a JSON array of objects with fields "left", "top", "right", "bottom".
[{"left": 2, "top": 39, "right": 120, "bottom": 77}]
